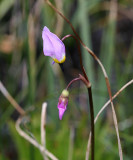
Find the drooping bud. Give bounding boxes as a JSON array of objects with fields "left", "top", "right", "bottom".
[{"left": 57, "top": 89, "right": 69, "bottom": 120}]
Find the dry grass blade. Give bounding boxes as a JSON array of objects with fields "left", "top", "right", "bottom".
[
  {"left": 86, "top": 79, "right": 133, "bottom": 159},
  {"left": 16, "top": 116, "right": 59, "bottom": 160},
  {"left": 105, "top": 0, "right": 123, "bottom": 158},
  {"left": 41, "top": 102, "right": 48, "bottom": 160},
  {"left": 0, "top": 81, "right": 25, "bottom": 115},
  {"left": 54, "top": 0, "right": 64, "bottom": 37},
  {"left": 0, "top": 80, "right": 58, "bottom": 159}
]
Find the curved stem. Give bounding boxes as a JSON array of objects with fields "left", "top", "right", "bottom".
[
  {"left": 86, "top": 79, "right": 133, "bottom": 159},
  {"left": 66, "top": 77, "right": 81, "bottom": 90},
  {"left": 66, "top": 74, "right": 90, "bottom": 90},
  {"left": 62, "top": 34, "right": 89, "bottom": 82}
]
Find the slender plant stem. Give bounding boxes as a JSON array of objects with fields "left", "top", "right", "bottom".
[
  {"left": 44, "top": 1, "right": 123, "bottom": 160},
  {"left": 86, "top": 79, "right": 133, "bottom": 159},
  {"left": 88, "top": 85, "right": 95, "bottom": 160},
  {"left": 62, "top": 34, "right": 89, "bottom": 82},
  {"left": 45, "top": 2, "right": 95, "bottom": 158},
  {"left": 66, "top": 76, "right": 95, "bottom": 160},
  {"left": 96, "top": 80, "right": 133, "bottom": 124},
  {"left": 66, "top": 78, "right": 81, "bottom": 90},
  {"left": 66, "top": 74, "right": 90, "bottom": 90}
]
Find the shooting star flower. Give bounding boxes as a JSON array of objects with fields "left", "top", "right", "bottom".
[
  {"left": 57, "top": 89, "right": 69, "bottom": 120},
  {"left": 42, "top": 26, "right": 66, "bottom": 63}
]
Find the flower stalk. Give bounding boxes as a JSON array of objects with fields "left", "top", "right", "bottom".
[
  {"left": 42, "top": 24, "right": 95, "bottom": 158},
  {"left": 87, "top": 84, "right": 95, "bottom": 160},
  {"left": 62, "top": 34, "right": 89, "bottom": 82},
  {"left": 66, "top": 75, "right": 95, "bottom": 160},
  {"left": 44, "top": 1, "right": 123, "bottom": 160}
]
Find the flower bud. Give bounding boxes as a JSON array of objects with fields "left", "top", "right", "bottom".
[{"left": 57, "top": 89, "right": 69, "bottom": 120}]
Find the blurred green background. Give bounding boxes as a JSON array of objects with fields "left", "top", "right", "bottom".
[{"left": 0, "top": 0, "right": 133, "bottom": 159}]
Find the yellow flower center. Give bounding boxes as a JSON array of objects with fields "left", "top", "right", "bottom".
[{"left": 53, "top": 55, "right": 66, "bottom": 63}]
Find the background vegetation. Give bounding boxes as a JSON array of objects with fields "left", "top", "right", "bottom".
[{"left": 0, "top": 0, "right": 133, "bottom": 159}]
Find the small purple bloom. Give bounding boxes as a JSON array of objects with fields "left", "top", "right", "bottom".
[
  {"left": 42, "top": 26, "right": 66, "bottom": 63},
  {"left": 57, "top": 90, "right": 69, "bottom": 120}
]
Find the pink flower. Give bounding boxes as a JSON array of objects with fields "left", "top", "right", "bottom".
[
  {"left": 57, "top": 90, "right": 69, "bottom": 120},
  {"left": 42, "top": 26, "right": 66, "bottom": 63}
]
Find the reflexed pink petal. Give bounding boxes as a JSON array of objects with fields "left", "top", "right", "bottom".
[
  {"left": 43, "top": 33, "right": 55, "bottom": 56},
  {"left": 58, "top": 108, "right": 66, "bottom": 120},
  {"left": 42, "top": 26, "right": 66, "bottom": 63},
  {"left": 57, "top": 101, "right": 67, "bottom": 120}
]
